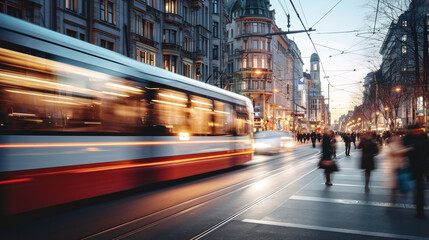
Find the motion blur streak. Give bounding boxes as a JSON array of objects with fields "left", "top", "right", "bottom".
[
  {"left": 0, "top": 178, "right": 33, "bottom": 185},
  {"left": 71, "top": 150, "right": 254, "bottom": 174},
  {"left": 0, "top": 140, "right": 251, "bottom": 148}
]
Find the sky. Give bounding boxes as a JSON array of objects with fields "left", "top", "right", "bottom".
[{"left": 269, "top": 0, "right": 380, "bottom": 122}]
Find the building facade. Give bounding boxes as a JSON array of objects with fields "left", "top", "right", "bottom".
[
  {"left": 0, "top": 0, "right": 226, "bottom": 86},
  {"left": 226, "top": 0, "right": 295, "bottom": 131}
]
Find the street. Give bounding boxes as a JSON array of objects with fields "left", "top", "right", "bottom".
[{"left": 2, "top": 138, "right": 428, "bottom": 240}]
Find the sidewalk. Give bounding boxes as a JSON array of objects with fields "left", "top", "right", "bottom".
[{"left": 226, "top": 143, "right": 429, "bottom": 240}]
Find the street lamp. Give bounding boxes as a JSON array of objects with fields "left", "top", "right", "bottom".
[{"left": 375, "top": 111, "right": 380, "bottom": 133}]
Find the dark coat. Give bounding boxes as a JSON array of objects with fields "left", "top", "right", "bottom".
[
  {"left": 403, "top": 133, "right": 429, "bottom": 176},
  {"left": 358, "top": 137, "right": 379, "bottom": 170}
]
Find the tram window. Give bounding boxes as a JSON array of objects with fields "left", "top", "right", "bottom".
[
  {"left": 190, "top": 95, "right": 213, "bottom": 135},
  {"left": 234, "top": 105, "right": 249, "bottom": 136},
  {"left": 214, "top": 101, "right": 233, "bottom": 135},
  {"left": 0, "top": 47, "right": 146, "bottom": 134},
  {"left": 151, "top": 88, "right": 188, "bottom": 136}
]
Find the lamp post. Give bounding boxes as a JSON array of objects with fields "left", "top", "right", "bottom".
[
  {"left": 273, "top": 88, "right": 279, "bottom": 130},
  {"left": 375, "top": 111, "right": 380, "bottom": 133},
  {"left": 384, "top": 106, "right": 389, "bottom": 131}
]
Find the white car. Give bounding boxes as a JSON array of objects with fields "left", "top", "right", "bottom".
[{"left": 253, "top": 131, "right": 295, "bottom": 154}]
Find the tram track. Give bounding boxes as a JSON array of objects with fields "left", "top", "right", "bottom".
[{"left": 82, "top": 148, "right": 322, "bottom": 240}]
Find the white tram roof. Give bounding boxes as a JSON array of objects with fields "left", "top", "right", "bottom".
[{"left": 0, "top": 13, "right": 252, "bottom": 108}]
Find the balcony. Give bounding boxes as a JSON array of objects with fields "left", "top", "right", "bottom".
[
  {"left": 162, "top": 43, "right": 181, "bottom": 52},
  {"left": 164, "top": 13, "right": 183, "bottom": 25},
  {"left": 188, "top": 0, "right": 204, "bottom": 8},
  {"left": 132, "top": 33, "right": 158, "bottom": 48},
  {"left": 181, "top": 49, "right": 194, "bottom": 59}
]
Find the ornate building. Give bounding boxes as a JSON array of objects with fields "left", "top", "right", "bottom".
[
  {"left": 0, "top": 0, "right": 225, "bottom": 85},
  {"left": 308, "top": 53, "right": 328, "bottom": 131},
  {"left": 226, "top": 0, "right": 295, "bottom": 131}
]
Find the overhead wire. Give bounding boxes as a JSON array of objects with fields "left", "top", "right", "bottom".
[
  {"left": 288, "top": 0, "right": 332, "bottom": 87},
  {"left": 311, "top": 0, "right": 343, "bottom": 29}
]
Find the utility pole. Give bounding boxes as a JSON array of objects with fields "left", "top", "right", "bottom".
[{"left": 422, "top": 15, "right": 429, "bottom": 133}]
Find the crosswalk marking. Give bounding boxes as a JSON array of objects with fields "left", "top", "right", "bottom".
[
  {"left": 289, "top": 195, "right": 428, "bottom": 209},
  {"left": 242, "top": 219, "right": 428, "bottom": 240}
]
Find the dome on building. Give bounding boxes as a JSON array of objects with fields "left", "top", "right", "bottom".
[
  {"left": 310, "top": 53, "right": 319, "bottom": 62},
  {"left": 229, "top": 0, "right": 272, "bottom": 18}
]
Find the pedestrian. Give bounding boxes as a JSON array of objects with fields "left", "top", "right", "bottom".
[
  {"left": 344, "top": 133, "right": 352, "bottom": 156},
  {"left": 318, "top": 129, "right": 338, "bottom": 186},
  {"left": 358, "top": 132, "right": 379, "bottom": 192},
  {"left": 387, "top": 133, "right": 410, "bottom": 204},
  {"left": 331, "top": 131, "right": 337, "bottom": 159},
  {"left": 311, "top": 132, "right": 317, "bottom": 148},
  {"left": 351, "top": 132, "right": 357, "bottom": 149},
  {"left": 403, "top": 125, "right": 429, "bottom": 219}
]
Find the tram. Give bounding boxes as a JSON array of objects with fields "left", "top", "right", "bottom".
[{"left": 0, "top": 14, "right": 253, "bottom": 215}]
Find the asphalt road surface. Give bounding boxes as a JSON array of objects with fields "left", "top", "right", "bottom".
[{"left": 2, "top": 138, "right": 428, "bottom": 240}]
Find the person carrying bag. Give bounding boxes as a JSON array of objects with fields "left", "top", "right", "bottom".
[{"left": 318, "top": 130, "right": 338, "bottom": 186}]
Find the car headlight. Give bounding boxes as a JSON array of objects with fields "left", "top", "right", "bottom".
[
  {"left": 254, "top": 142, "right": 271, "bottom": 149},
  {"left": 285, "top": 143, "right": 295, "bottom": 148}
]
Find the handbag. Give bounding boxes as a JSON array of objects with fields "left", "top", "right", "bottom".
[
  {"left": 319, "top": 160, "right": 334, "bottom": 167},
  {"left": 397, "top": 168, "right": 414, "bottom": 192}
]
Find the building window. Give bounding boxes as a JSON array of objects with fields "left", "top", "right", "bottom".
[
  {"left": 402, "top": 34, "right": 407, "bottom": 42},
  {"left": 213, "top": 45, "right": 218, "bottom": 60},
  {"left": 7, "top": 5, "right": 23, "bottom": 18},
  {"left": 137, "top": 49, "right": 156, "bottom": 66},
  {"left": 100, "top": 39, "right": 114, "bottom": 51},
  {"left": 66, "top": 0, "right": 76, "bottom": 11},
  {"left": 213, "top": 67, "right": 219, "bottom": 82},
  {"left": 66, "top": 29, "right": 77, "bottom": 38},
  {"left": 213, "top": 21, "right": 219, "bottom": 38},
  {"left": 253, "top": 40, "right": 258, "bottom": 49},
  {"left": 163, "top": 29, "right": 177, "bottom": 44},
  {"left": 164, "top": 55, "right": 177, "bottom": 73},
  {"left": 165, "top": 0, "right": 177, "bottom": 14},
  {"left": 213, "top": 0, "right": 219, "bottom": 14},
  {"left": 183, "top": 63, "right": 191, "bottom": 78},
  {"left": 402, "top": 20, "right": 407, "bottom": 27},
  {"left": 183, "top": 6, "right": 188, "bottom": 22},
  {"left": 183, "top": 37, "right": 191, "bottom": 51},
  {"left": 136, "top": 17, "right": 154, "bottom": 40},
  {"left": 402, "top": 45, "right": 407, "bottom": 53},
  {"left": 146, "top": 0, "right": 155, "bottom": 7},
  {"left": 79, "top": 33, "right": 85, "bottom": 40},
  {"left": 100, "top": 0, "right": 115, "bottom": 24}
]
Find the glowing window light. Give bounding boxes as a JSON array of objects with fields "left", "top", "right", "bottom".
[
  {"left": 152, "top": 99, "right": 186, "bottom": 107},
  {"left": 102, "top": 91, "right": 130, "bottom": 97},
  {"left": 195, "top": 107, "right": 212, "bottom": 112},
  {"left": 214, "top": 110, "right": 230, "bottom": 115},
  {"left": 158, "top": 93, "right": 187, "bottom": 101},
  {"left": 6, "top": 89, "right": 74, "bottom": 100},
  {"left": 106, "top": 83, "right": 142, "bottom": 92},
  {"left": 42, "top": 100, "right": 80, "bottom": 105},
  {"left": 191, "top": 100, "right": 212, "bottom": 106},
  {"left": 179, "top": 132, "right": 190, "bottom": 140}
]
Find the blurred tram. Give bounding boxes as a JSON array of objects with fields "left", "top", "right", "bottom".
[{"left": 0, "top": 14, "right": 253, "bottom": 215}]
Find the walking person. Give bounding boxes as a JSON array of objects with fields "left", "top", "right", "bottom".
[
  {"left": 344, "top": 133, "right": 352, "bottom": 156},
  {"left": 331, "top": 131, "right": 337, "bottom": 159},
  {"left": 358, "top": 133, "right": 379, "bottom": 192},
  {"left": 403, "top": 125, "right": 429, "bottom": 219},
  {"left": 387, "top": 133, "right": 410, "bottom": 204},
  {"left": 351, "top": 132, "right": 357, "bottom": 149},
  {"left": 318, "top": 129, "right": 338, "bottom": 186},
  {"left": 311, "top": 132, "right": 317, "bottom": 148}
]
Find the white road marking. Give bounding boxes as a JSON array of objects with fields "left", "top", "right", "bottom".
[
  {"left": 242, "top": 219, "right": 428, "bottom": 240},
  {"left": 289, "top": 195, "right": 429, "bottom": 209}
]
